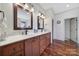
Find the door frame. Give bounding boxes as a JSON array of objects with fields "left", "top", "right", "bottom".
[{"left": 51, "top": 19, "right": 54, "bottom": 44}]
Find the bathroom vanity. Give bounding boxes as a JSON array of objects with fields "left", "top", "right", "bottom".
[{"left": 0, "top": 32, "right": 51, "bottom": 56}]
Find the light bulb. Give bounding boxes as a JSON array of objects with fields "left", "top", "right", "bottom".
[
  {"left": 66, "top": 4, "right": 70, "bottom": 7},
  {"left": 23, "top": 4, "right": 29, "bottom": 10},
  {"left": 30, "top": 8, "right": 34, "bottom": 12},
  {"left": 38, "top": 13, "right": 41, "bottom": 16},
  {"left": 24, "top": 4, "right": 29, "bottom": 8},
  {"left": 41, "top": 15, "right": 44, "bottom": 18}
]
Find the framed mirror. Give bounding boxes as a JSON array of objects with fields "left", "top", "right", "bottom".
[
  {"left": 37, "top": 16, "right": 44, "bottom": 29},
  {"left": 13, "top": 3, "right": 33, "bottom": 30}
]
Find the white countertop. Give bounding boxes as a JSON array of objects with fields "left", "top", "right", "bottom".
[{"left": 0, "top": 31, "right": 50, "bottom": 46}]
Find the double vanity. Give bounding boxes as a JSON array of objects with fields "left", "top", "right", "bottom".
[
  {"left": 0, "top": 3, "right": 51, "bottom": 56},
  {"left": 0, "top": 32, "right": 51, "bottom": 56}
]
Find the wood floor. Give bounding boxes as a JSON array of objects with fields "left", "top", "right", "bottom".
[{"left": 41, "top": 39, "right": 79, "bottom": 56}]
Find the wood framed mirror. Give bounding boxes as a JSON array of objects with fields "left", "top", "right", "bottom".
[
  {"left": 37, "top": 16, "right": 44, "bottom": 29},
  {"left": 13, "top": 3, "right": 33, "bottom": 30}
]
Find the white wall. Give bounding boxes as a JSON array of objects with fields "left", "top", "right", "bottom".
[
  {"left": 43, "top": 9, "right": 55, "bottom": 43},
  {"left": 65, "top": 19, "right": 70, "bottom": 40},
  {"left": 53, "top": 7, "right": 79, "bottom": 42},
  {"left": 0, "top": 4, "right": 24, "bottom": 36}
]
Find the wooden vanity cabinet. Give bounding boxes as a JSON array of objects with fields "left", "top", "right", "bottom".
[
  {"left": 0, "top": 32, "right": 51, "bottom": 56},
  {"left": 1, "top": 41, "right": 24, "bottom": 56}
]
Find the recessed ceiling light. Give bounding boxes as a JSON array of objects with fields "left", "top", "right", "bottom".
[{"left": 66, "top": 4, "right": 70, "bottom": 7}]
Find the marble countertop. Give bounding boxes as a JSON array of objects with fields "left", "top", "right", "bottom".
[{"left": 0, "top": 31, "right": 50, "bottom": 46}]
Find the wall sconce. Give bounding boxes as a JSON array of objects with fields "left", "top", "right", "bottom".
[
  {"left": 24, "top": 4, "right": 29, "bottom": 8},
  {"left": 15, "top": 3, "right": 34, "bottom": 12},
  {"left": 38, "top": 12, "right": 45, "bottom": 19},
  {"left": 41, "top": 14, "right": 45, "bottom": 19},
  {"left": 23, "top": 3, "right": 29, "bottom": 10}
]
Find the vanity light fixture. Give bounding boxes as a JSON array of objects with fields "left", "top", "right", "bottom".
[
  {"left": 24, "top": 3, "right": 29, "bottom": 9},
  {"left": 30, "top": 7, "right": 34, "bottom": 12},
  {"left": 42, "top": 16, "right": 45, "bottom": 19},
  {"left": 25, "top": 4, "right": 29, "bottom": 8},
  {"left": 41, "top": 14, "right": 45, "bottom": 19},
  {"left": 38, "top": 12, "right": 41, "bottom": 16},
  {"left": 38, "top": 12, "right": 45, "bottom": 19},
  {"left": 41, "top": 14, "right": 43, "bottom": 17},
  {"left": 41, "top": 14, "right": 44, "bottom": 18}
]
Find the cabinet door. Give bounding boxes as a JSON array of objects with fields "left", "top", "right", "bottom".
[
  {"left": 2, "top": 41, "right": 24, "bottom": 56},
  {"left": 25, "top": 39, "right": 32, "bottom": 56},
  {"left": 40, "top": 35, "right": 46, "bottom": 54},
  {"left": 32, "top": 37, "right": 40, "bottom": 56},
  {"left": 48, "top": 33, "right": 51, "bottom": 46},
  {"left": 46, "top": 33, "right": 51, "bottom": 47}
]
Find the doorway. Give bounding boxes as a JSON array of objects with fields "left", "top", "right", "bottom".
[{"left": 65, "top": 17, "right": 78, "bottom": 43}]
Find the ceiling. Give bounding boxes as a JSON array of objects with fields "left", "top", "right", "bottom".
[{"left": 40, "top": 3, "right": 79, "bottom": 14}]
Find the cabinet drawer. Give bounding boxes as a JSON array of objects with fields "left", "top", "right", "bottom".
[
  {"left": 32, "top": 37, "right": 40, "bottom": 56},
  {"left": 2, "top": 41, "right": 24, "bottom": 56},
  {"left": 25, "top": 39, "right": 32, "bottom": 56},
  {"left": 40, "top": 36, "right": 46, "bottom": 54}
]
